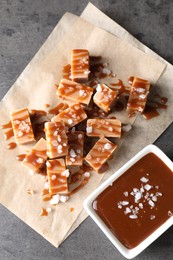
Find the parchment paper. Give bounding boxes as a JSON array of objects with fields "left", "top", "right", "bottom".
[{"left": 0, "top": 4, "right": 169, "bottom": 248}]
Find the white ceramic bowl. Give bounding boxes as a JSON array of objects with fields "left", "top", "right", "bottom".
[{"left": 84, "top": 144, "right": 173, "bottom": 259}]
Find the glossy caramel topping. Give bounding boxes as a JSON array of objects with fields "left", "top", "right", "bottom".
[
  {"left": 85, "top": 137, "right": 117, "bottom": 171},
  {"left": 94, "top": 153, "right": 173, "bottom": 249},
  {"left": 47, "top": 158, "right": 68, "bottom": 195},
  {"left": 62, "top": 64, "right": 71, "bottom": 80},
  {"left": 10, "top": 108, "right": 35, "bottom": 144},
  {"left": 127, "top": 77, "right": 150, "bottom": 115},
  {"left": 86, "top": 119, "right": 121, "bottom": 138},
  {"left": 93, "top": 84, "right": 117, "bottom": 113},
  {"left": 45, "top": 121, "right": 68, "bottom": 159},
  {"left": 7, "top": 142, "right": 17, "bottom": 150},
  {"left": 71, "top": 49, "right": 90, "bottom": 82},
  {"left": 66, "top": 131, "right": 84, "bottom": 166},
  {"left": 51, "top": 104, "right": 87, "bottom": 128},
  {"left": 57, "top": 79, "right": 93, "bottom": 105},
  {"left": 48, "top": 103, "right": 69, "bottom": 115},
  {"left": 110, "top": 79, "right": 130, "bottom": 95}
]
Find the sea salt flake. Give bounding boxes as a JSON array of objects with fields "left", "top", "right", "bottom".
[
  {"left": 129, "top": 214, "right": 138, "bottom": 219},
  {"left": 124, "top": 207, "right": 131, "bottom": 215},
  {"left": 124, "top": 191, "right": 128, "bottom": 197},
  {"left": 96, "top": 84, "right": 102, "bottom": 92},
  {"left": 121, "top": 201, "right": 129, "bottom": 206},
  {"left": 60, "top": 195, "right": 69, "bottom": 203},
  {"left": 86, "top": 126, "right": 93, "bottom": 134},
  {"left": 104, "top": 143, "right": 112, "bottom": 150},
  {"left": 61, "top": 169, "right": 70, "bottom": 177},
  {"left": 50, "top": 195, "right": 60, "bottom": 205},
  {"left": 46, "top": 208, "right": 52, "bottom": 213},
  {"left": 68, "top": 119, "right": 73, "bottom": 125},
  {"left": 79, "top": 89, "right": 85, "bottom": 97},
  {"left": 139, "top": 203, "right": 143, "bottom": 209},
  {"left": 108, "top": 126, "right": 113, "bottom": 132},
  {"left": 144, "top": 184, "right": 152, "bottom": 191},
  {"left": 78, "top": 134, "right": 83, "bottom": 139},
  {"left": 152, "top": 196, "right": 157, "bottom": 202},
  {"left": 135, "top": 191, "right": 142, "bottom": 201},
  {"left": 70, "top": 149, "right": 77, "bottom": 158},
  {"left": 148, "top": 200, "right": 155, "bottom": 207},
  {"left": 156, "top": 192, "right": 162, "bottom": 196},
  {"left": 44, "top": 182, "right": 49, "bottom": 189},
  {"left": 140, "top": 177, "right": 149, "bottom": 183},
  {"left": 150, "top": 215, "right": 156, "bottom": 220},
  {"left": 51, "top": 175, "right": 56, "bottom": 180},
  {"left": 36, "top": 158, "right": 44, "bottom": 164},
  {"left": 84, "top": 172, "right": 91, "bottom": 178}
]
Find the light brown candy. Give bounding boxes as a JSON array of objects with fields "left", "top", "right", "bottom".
[
  {"left": 22, "top": 137, "right": 47, "bottom": 172},
  {"left": 57, "top": 79, "right": 93, "bottom": 105},
  {"left": 93, "top": 84, "right": 117, "bottom": 113},
  {"left": 10, "top": 108, "right": 35, "bottom": 144},
  {"left": 47, "top": 159, "right": 69, "bottom": 195},
  {"left": 86, "top": 119, "right": 121, "bottom": 138},
  {"left": 45, "top": 121, "right": 68, "bottom": 159},
  {"left": 71, "top": 49, "right": 90, "bottom": 82},
  {"left": 66, "top": 131, "right": 84, "bottom": 166},
  {"left": 51, "top": 103, "right": 87, "bottom": 128},
  {"left": 127, "top": 77, "right": 150, "bottom": 115},
  {"left": 85, "top": 137, "right": 117, "bottom": 171}
]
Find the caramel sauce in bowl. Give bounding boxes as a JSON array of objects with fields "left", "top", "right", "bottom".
[{"left": 84, "top": 145, "right": 173, "bottom": 259}]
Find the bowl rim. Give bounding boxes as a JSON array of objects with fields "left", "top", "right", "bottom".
[{"left": 83, "top": 144, "right": 173, "bottom": 259}]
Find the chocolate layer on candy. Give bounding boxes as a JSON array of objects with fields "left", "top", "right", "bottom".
[
  {"left": 51, "top": 104, "right": 87, "bottom": 128},
  {"left": 66, "top": 131, "right": 84, "bottom": 166},
  {"left": 45, "top": 121, "right": 68, "bottom": 159},
  {"left": 57, "top": 79, "right": 93, "bottom": 105},
  {"left": 93, "top": 84, "right": 117, "bottom": 113},
  {"left": 22, "top": 138, "right": 47, "bottom": 172},
  {"left": 127, "top": 77, "right": 150, "bottom": 114},
  {"left": 85, "top": 137, "right": 117, "bottom": 171},
  {"left": 86, "top": 119, "right": 121, "bottom": 138},
  {"left": 10, "top": 108, "right": 35, "bottom": 145},
  {"left": 47, "top": 159, "right": 69, "bottom": 195},
  {"left": 71, "top": 49, "right": 90, "bottom": 82}
]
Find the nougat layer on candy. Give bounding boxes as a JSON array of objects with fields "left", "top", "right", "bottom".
[
  {"left": 93, "top": 84, "right": 117, "bottom": 113},
  {"left": 47, "top": 159, "right": 69, "bottom": 195},
  {"left": 71, "top": 49, "right": 90, "bottom": 82},
  {"left": 66, "top": 131, "right": 84, "bottom": 166},
  {"left": 86, "top": 119, "right": 121, "bottom": 138},
  {"left": 51, "top": 104, "right": 87, "bottom": 128},
  {"left": 22, "top": 138, "right": 47, "bottom": 172},
  {"left": 45, "top": 121, "right": 68, "bottom": 159},
  {"left": 85, "top": 137, "right": 117, "bottom": 171},
  {"left": 127, "top": 77, "right": 150, "bottom": 114},
  {"left": 10, "top": 108, "right": 35, "bottom": 144},
  {"left": 57, "top": 79, "right": 93, "bottom": 105}
]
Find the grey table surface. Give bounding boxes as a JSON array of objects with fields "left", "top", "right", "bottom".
[{"left": 0, "top": 0, "right": 173, "bottom": 259}]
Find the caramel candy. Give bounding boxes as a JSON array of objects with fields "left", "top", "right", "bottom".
[
  {"left": 57, "top": 79, "right": 93, "bottom": 105},
  {"left": 51, "top": 104, "right": 87, "bottom": 128},
  {"left": 127, "top": 77, "right": 150, "bottom": 114},
  {"left": 45, "top": 121, "right": 68, "bottom": 159},
  {"left": 47, "top": 159, "right": 69, "bottom": 195},
  {"left": 85, "top": 137, "right": 117, "bottom": 171},
  {"left": 71, "top": 49, "right": 90, "bottom": 82},
  {"left": 86, "top": 119, "right": 121, "bottom": 138},
  {"left": 10, "top": 108, "right": 35, "bottom": 144},
  {"left": 22, "top": 138, "right": 47, "bottom": 172},
  {"left": 93, "top": 84, "right": 117, "bottom": 113},
  {"left": 66, "top": 131, "right": 84, "bottom": 166}
]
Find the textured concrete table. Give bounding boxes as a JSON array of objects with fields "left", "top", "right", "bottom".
[{"left": 0, "top": 1, "right": 173, "bottom": 259}]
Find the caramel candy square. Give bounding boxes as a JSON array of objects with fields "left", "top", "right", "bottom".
[
  {"left": 45, "top": 121, "right": 68, "bottom": 159},
  {"left": 86, "top": 119, "right": 121, "bottom": 138},
  {"left": 66, "top": 131, "right": 84, "bottom": 166},
  {"left": 47, "top": 159, "right": 69, "bottom": 195},
  {"left": 127, "top": 77, "right": 150, "bottom": 114},
  {"left": 22, "top": 138, "right": 47, "bottom": 172},
  {"left": 85, "top": 137, "right": 117, "bottom": 171},
  {"left": 57, "top": 79, "right": 93, "bottom": 105},
  {"left": 93, "top": 84, "right": 117, "bottom": 113},
  {"left": 10, "top": 108, "right": 35, "bottom": 145},
  {"left": 51, "top": 104, "right": 87, "bottom": 128},
  {"left": 71, "top": 49, "right": 90, "bottom": 82}
]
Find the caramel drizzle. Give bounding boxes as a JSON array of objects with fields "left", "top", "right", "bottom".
[
  {"left": 16, "top": 154, "right": 26, "bottom": 161},
  {"left": 62, "top": 64, "right": 71, "bottom": 80},
  {"left": 1, "top": 120, "right": 12, "bottom": 129},
  {"left": 40, "top": 208, "right": 48, "bottom": 216},
  {"left": 48, "top": 103, "right": 69, "bottom": 115},
  {"left": 4, "top": 128, "right": 14, "bottom": 140},
  {"left": 7, "top": 142, "right": 17, "bottom": 150},
  {"left": 110, "top": 79, "right": 130, "bottom": 95}
]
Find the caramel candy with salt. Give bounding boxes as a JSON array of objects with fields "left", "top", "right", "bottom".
[
  {"left": 10, "top": 108, "right": 35, "bottom": 145},
  {"left": 51, "top": 104, "right": 87, "bottom": 128},
  {"left": 66, "top": 131, "right": 84, "bottom": 166},
  {"left": 47, "top": 159, "right": 69, "bottom": 195},
  {"left": 57, "top": 79, "right": 93, "bottom": 105},
  {"left": 71, "top": 49, "right": 90, "bottom": 82},
  {"left": 127, "top": 77, "right": 150, "bottom": 114},
  {"left": 45, "top": 121, "right": 68, "bottom": 159},
  {"left": 86, "top": 119, "right": 121, "bottom": 138},
  {"left": 85, "top": 137, "right": 117, "bottom": 171},
  {"left": 22, "top": 138, "right": 47, "bottom": 172},
  {"left": 93, "top": 84, "right": 117, "bottom": 113}
]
